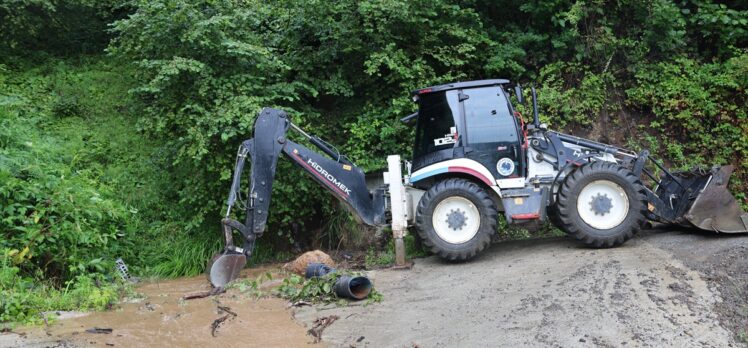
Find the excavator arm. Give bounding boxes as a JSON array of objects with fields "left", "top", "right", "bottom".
[{"left": 208, "top": 108, "right": 387, "bottom": 287}]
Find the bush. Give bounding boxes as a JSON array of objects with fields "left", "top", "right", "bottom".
[
  {"left": 626, "top": 54, "right": 748, "bottom": 198},
  {"left": 0, "top": 59, "right": 176, "bottom": 323},
  {"left": 0, "top": 252, "right": 122, "bottom": 325}
]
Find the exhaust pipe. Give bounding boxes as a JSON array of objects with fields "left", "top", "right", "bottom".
[{"left": 305, "top": 263, "right": 373, "bottom": 300}]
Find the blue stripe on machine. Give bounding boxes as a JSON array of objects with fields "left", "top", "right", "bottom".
[{"left": 410, "top": 167, "right": 448, "bottom": 182}]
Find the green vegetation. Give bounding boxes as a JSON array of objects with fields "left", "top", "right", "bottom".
[
  {"left": 1, "top": 253, "right": 126, "bottom": 325},
  {"left": 1, "top": 0, "right": 746, "bottom": 325},
  {"left": 227, "top": 271, "right": 273, "bottom": 299},
  {"left": 365, "top": 233, "right": 428, "bottom": 268},
  {"left": 496, "top": 218, "right": 567, "bottom": 241},
  {"left": 276, "top": 272, "right": 382, "bottom": 305}
]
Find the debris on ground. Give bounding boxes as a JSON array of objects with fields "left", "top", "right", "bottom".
[
  {"left": 284, "top": 250, "right": 336, "bottom": 276},
  {"left": 210, "top": 305, "right": 237, "bottom": 337},
  {"left": 307, "top": 315, "right": 339, "bottom": 343},
  {"left": 216, "top": 305, "right": 237, "bottom": 317},
  {"left": 289, "top": 300, "right": 313, "bottom": 308},
  {"left": 181, "top": 286, "right": 226, "bottom": 301},
  {"left": 85, "top": 328, "right": 113, "bottom": 334}
]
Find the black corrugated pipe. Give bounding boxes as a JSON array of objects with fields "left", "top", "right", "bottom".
[
  {"left": 304, "top": 263, "right": 373, "bottom": 300},
  {"left": 333, "top": 275, "right": 372, "bottom": 300}
]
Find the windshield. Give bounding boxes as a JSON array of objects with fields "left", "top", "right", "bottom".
[{"left": 413, "top": 90, "right": 460, "bottom": 160}]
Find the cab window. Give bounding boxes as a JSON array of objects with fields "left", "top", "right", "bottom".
[
  {"left": 413, "top": 90, "right": 460, "bottom": 159},
  {"left": 463, "top": 87, "right": 517, "bottom": 145}
]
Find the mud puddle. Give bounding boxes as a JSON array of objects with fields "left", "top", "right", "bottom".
[{"left": 4, "top": 266, "right": 314, "bottom": 348}]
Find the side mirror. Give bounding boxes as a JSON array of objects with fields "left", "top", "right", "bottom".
[{"left": 514, "top": 84, "right": 525, "bottom": 105}]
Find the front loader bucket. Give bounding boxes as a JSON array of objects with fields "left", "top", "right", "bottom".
[{"left": 682, "top": 166, "right": 748, "bottom": 233}]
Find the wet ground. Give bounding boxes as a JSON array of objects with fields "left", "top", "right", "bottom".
[
  {"left": 295, "top": 228, "right": 748, "bottom": 347},
  {"left": 3, "top": 228, "right": 747, "bottom": 347},
  {"left": 0, "top": 267, "right": 312, "bottom": 348}
]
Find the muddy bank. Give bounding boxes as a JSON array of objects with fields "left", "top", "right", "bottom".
[{"left": 2, "top": 267, "right": 313, "bottom": 348}]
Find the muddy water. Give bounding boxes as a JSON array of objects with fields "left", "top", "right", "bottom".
[{"left": 15, "top": 267, "right": 314, "bottom": 348}]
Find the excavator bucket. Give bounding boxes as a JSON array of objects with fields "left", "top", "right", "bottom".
[
  {"left": 681, "top": 165, "right": 748, "bottom": 233},
  {"left": 207, "top": 219, "right": 251, "bottom": 287},
  {"left": 207, "top": 251, "right": 246, "bottom": 288}
]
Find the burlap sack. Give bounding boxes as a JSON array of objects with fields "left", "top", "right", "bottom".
[{"left": 283, "top": 250, "right": 336, "bottom": 276}]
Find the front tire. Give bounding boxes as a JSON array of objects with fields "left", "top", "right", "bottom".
[
  {"left": 415, "top": 178, "right": 497, "bottom": 261},
  {"left": 556, "top": 161, "right": 647, "bottom": 247}
]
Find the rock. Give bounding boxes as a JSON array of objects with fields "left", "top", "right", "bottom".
[{"left": 283, "top": 250, "right": 336, "bottom": 276}]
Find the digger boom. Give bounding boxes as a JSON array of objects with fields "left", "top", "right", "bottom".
[{"left": 218, "top": 108, "right": 387, "bottom": 258}]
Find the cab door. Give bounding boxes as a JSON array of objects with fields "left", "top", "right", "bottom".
[{"left": 460, "top": 86, "right": 524, "bottom": 181}]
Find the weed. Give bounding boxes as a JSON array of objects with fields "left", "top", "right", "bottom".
[
  {"left": 227, "top": 271, "right": 273, "bottom": 299},
  {"left": 275, "top": 272, "right": 382, "bottom": 305},
  {"left": 275, "top": 274, "right": 338, "bottom": 303},
  {"left": 0, "top": 252, "right": 123, "bottom": 325},
  {"left": 364, "top": 233, "right": 426, "bottom": 268},
  {"left": 496, "top": 216, "right": 566, "bottom": 241}
]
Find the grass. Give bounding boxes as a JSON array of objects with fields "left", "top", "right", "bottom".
[
  {"left": 496, "top": 216, "right": 567, "bottom": 241},
  {"left": 0, "top": 57, "right": 185, "bottom": 323},
  {"left": 0, "top": 254, "right": 128, "bottom": 326},
  {"left": 364, "top": 233, "right": 428, "bottom": 268}
]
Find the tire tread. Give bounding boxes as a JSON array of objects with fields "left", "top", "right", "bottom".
[
  {"left": 415, "top": 178, "right": 497, "bottom": 261},
  {"left": 556, "top": 161, "right": 647, "bottom": 248}
]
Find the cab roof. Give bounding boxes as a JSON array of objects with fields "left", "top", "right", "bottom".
[{"left": 411, "top": 79, "right": 510, "bottom": 96}]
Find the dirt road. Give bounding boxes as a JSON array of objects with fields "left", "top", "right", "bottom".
[
  {"left": 3, "top": 228, "right": 746, "bottom": 347},
  {"left": 295, "top": 229, "right": 748, "bottom": 347}
]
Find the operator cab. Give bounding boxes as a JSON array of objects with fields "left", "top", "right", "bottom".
[{"left": 410, "top": 79, "right": 526, "bottom": 185}]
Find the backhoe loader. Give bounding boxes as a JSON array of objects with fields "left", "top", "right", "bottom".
[{"left": 207, "top": 80, "right": 747, "bottom": 287}]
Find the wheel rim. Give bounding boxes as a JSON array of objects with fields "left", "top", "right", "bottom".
[
  {"left": 432, "top": 196, "right": 481, "bottom": 244},
  {"left": 576, "top": 180, "right": 629, "bottom": 230}
]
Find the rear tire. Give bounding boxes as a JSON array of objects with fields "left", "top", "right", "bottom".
[
  {"left": 556, "top": 161, "right": 647, "bottom": 247},
  {"left": 415, "top": 178, "right": 497, "bottom": 261}
]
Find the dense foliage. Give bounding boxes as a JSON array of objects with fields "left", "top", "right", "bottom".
[
  {"left": 1, "top": 0, "right": 746, "bottom": 323},
  {"left": 107, "top": 0, "right": 747, "bottom": 233}
]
